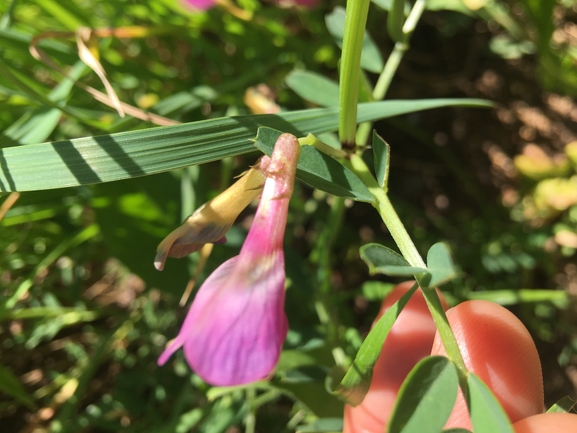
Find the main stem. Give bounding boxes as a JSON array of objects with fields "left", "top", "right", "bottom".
[
  {"left": 347, "top": 154, "right": 468, "bottom": 382},
  {"left": 338, "top": 0, "right": 371, "bottom": 145}
]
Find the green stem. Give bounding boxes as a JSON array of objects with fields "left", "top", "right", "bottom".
[
  {"left": 402, "top": 0, "right": 427, "bottom": 37},
  {"left": 356, "top": 0, "right": 426, "bottom": 146},
  {"left": 339, "top": 0, "right": 371, "bottom": 146},
  {"left": 347, "top": 154, "right": 468, "bottom": 382},
  {"left": 372, "top": 42, "right": 406, "bottom": 101},
  {"left": 245, "top": 387, "right": 256, "bottom": 433},
  {"left": 355, "top": 42, "right": 406, "bottom": 146},
  {"left": 420, "top": 286, "right": 468, "bottom": 387},
  {"left": 348, "top": 154, "right": 424, "bottom": 268}
]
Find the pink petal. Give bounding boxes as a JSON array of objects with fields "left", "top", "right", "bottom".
[
  {"left": 182, "top": 0, "right": 216, "bottom": 10},
  {"left": 159, "top": 253, "right": 288, "bottom": 386}
]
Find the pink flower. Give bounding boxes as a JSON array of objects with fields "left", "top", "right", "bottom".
[
  {"left": 182, "top": 0, "right": 215, "bottom": 11},
  {"left": 158, "top": 133, "right": 301, "bottom": 386}
]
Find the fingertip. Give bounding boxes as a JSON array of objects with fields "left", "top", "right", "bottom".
[
  {"left": 432, "top": 300, "right": 543, "bottom": 429},
  {"left": 344, "top": 281, "right": 447, "bottom": 433},
  {"left": 513, "top": 412, "right": 577, "bottom": 433}
]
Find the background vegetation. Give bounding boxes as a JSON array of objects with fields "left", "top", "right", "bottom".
[{"left": 0, "top": 0, "right": 576, "bottom": 431}]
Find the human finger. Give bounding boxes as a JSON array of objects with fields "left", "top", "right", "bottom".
[
  {"left": 513, "top": 412, "right": 577, "bottom": 433},
  {"left": 343, "top": 281, "right": 447, "bottom": 433},
  {"left": 431, "top": 300, "right": 544, "bottom": 430}
]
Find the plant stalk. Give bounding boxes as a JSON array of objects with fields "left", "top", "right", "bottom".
[
  {"left": 339, "top": 0, "right": 371, "bottom": 146},
  {"left": 347, "top": 154, "right": 468, "bottom": 383}
]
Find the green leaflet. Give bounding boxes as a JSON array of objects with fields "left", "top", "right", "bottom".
[
  {"left": 360, "top": 242, "right": 458, "bottom": 288},
  {"left": 331, "top": 283, "right": 419, "bottom": 405},
  {"left": 388, "top": 356, "right": 458, "bottom": 433},
  {"left": 468, "top": 373, "right": 515, "bottom": 433}
]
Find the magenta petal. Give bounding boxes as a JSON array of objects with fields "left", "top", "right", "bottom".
[
  {"left": 158, "top": 134, "right": 299, "bottom": 386},
  {"left": 182, "top": 0, "right": 216, "bottom": 10},
  {"left": 162, "top": 253, "right": 288, "bottom": 386}
]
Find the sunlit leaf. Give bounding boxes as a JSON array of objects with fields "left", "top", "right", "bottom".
[
  {"left": 424, "top": 242, "right": 458, "bottom": 288},
  {"left": 468, "top": 373, "right": 514, "bottom": 433},
  {"left": 388, "top": 356, "right": 458, "bottom": 433},
  {"left": 286, "top": 70, "right": 339, "bottom": 107},
  {"left": 325, "top": 7, "right": 385, "bottom": 73},
  {"left": 546, "top": 396, "right": 577, "bottom": 413},
  {"left": 360, "top": 243, "right": 428, "bottom": 276},
  {"left": 2, "top": 61, "right": 88, "bottom": 146},
  {"left": 332, "top": 283, "right": 419, "bottom": 405},
  {"left": 372, "top": 131, "right": 390, "bottom": 188},
  {"left": 255, "top": 127, "right": 373, "bottom": 202}
]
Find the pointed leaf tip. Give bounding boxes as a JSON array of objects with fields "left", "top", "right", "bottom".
[
  {"left": 372, "top": 131, "right": 390, "bottom": 189},
  {"left": 360, "top": 243, "right": 428, "bottom": 277}
]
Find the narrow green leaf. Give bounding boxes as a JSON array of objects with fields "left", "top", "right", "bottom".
[
  {"left": 0, "top": 0, "right": 15, "bottom": 30},
  {"left": 468, "top": 289, "right": 568, "bottom": 307},
  {"left": 372, "top": 131, "right": 390, "bottom": 188},
  {"left": 286, "top": 71, "right": 339, "bottom": 107},
  {"left": 547, "top": 396, "right": 577, "bottom": 413},
  {"left": 425, "top": 242, "right": 458, "bottom": 288},
  {"left": 0, "top": 98, "right": 493, "bottom": 192},
  {"left": 387, "top": 0, "right": 406, "bottom": 43},
  {"left": 360, "top": 243, "right": 428, "bottom": 276},
  {"left": 154, "top": 86, "right": 219, "bottom": 116},
  {"left": 0, "top": 363, "right": 36, "bottom": 410},
  {"left": 0, "top": 57, "right": 103, "bottom": 129},
  {"left": 0, "top": 28, "right": 78, "bottom": 64},
  {"left": 36, "top": 0, "right": 86, "bottom": 30},
  {"left": 2, "top": 61, "right": 88, "bottom": 146},
  {"left": 333, "top": 283, "right": 419, "bottom": 405},
  {"left": 255, "top": 127, "right": 373, "bottom": 202},
  {"left": 388, "top": 356, "right": 458, "bottom": 433},
  {"left": 468, "top": 373, "right": 514, "bottom": 433},
  {"left": 325, "top": 7, "right": 385, "bottom": 73}
]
